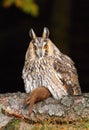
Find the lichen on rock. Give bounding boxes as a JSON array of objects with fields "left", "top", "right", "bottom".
[{"left": 0, "top": 92, "right": 89, "bottom": 128}]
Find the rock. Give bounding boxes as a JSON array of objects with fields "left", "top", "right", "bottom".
[{"left": 0, "top": 92, "right": 89, "bottom": 128}]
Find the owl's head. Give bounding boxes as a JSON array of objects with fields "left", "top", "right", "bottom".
[{"left": 29, "top": 27, "right": 54, "bottom": 58}]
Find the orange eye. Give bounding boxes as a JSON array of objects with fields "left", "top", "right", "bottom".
[{"left": 44, "top": 44, "right": 48, "bottom": 50}]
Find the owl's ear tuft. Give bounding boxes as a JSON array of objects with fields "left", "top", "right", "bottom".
[
  {"left": 42, "top": 27, "right": 50, "bottom": 38},
  {"left": 29, "top": 28, "right": 36, "bottom": 39}
]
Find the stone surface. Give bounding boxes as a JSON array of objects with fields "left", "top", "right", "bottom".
[{"left": 0, "top": 92, "right": 89, "bottom": 128}]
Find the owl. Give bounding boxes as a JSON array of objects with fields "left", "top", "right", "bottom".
[{"left": 22, "top": 27, "right": 81, "bottom": 114}]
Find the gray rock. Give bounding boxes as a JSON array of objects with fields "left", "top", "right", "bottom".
[{"left": 0, "top": 92, "right": 89, "bottom": 127}]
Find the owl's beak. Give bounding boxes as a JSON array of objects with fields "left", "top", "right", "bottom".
[
  {"left": 36, "top": 48, "right": 45, "bottom": 58},
  {"left": 38, "top": 50, "right": 42, "bottom": 57},
  {"left": 39, "top": 49, "right": 44, "bottom": 57}
]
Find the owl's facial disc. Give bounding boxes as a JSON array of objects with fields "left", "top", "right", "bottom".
[{"left": 33, "top": 38, "right": 48, "bottom": 58}]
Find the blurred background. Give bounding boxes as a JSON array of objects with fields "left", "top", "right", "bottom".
[{"left": 0, "top": 0, "right": 89, "bottom": 93}]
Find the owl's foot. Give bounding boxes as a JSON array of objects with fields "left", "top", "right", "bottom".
[{"left": 24, "top": 86, "right": 51, "bottom": 115}]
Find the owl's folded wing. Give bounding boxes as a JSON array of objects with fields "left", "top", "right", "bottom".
[{"left": 53, "top": 54, "right": 82, "bottom": 95}]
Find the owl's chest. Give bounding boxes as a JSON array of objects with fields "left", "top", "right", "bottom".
[
  {"left": 24, "top": 58, "right": 55, "bottom": 93},
  {"left": 30, "top": 59, "right": 53, "bottom": 83}
]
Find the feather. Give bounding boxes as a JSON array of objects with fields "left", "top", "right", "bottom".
[
  {"left": 22, "top": 28, "right": 82, "bottom": 100},
  {"left": 53, "top": 53, "right": 81, "bottom": 95}
]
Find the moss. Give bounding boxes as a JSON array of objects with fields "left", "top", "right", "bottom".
[
  {"left": 2, "top": 118, "right": 21, "bottom": 130},
  {"left": 32, "top": 119, "right": 89, "bottom": 130},
  {"left": 2, "top": 118, "right": 89, "bottom": 130}
]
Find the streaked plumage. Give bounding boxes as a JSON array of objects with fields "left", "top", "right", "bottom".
[{"left": 22, "top": 27, "right": 81, "bottom": 100}]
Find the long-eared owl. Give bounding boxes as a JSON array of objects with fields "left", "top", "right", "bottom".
[{"left": 22, "top": 27, "right": 81, "bottom": 102}]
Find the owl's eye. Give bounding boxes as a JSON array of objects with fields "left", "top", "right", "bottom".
[
  {"left": 44, "top": 44, "right": 48, "bottom": 50},
  {"left": 33, "top": 44, "right": 37, "bottom": 50}
]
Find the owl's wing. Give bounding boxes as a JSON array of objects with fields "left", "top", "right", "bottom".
[{"left": 53, "top": 54, "right": 81, "bottom": 95}]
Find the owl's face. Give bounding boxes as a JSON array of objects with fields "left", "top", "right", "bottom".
[
  {"left": 29, "top": 27, "right": 53, "bottom": 58},
  {"left": 31, "top": 37, "right": 48, "bottom": 58}
]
